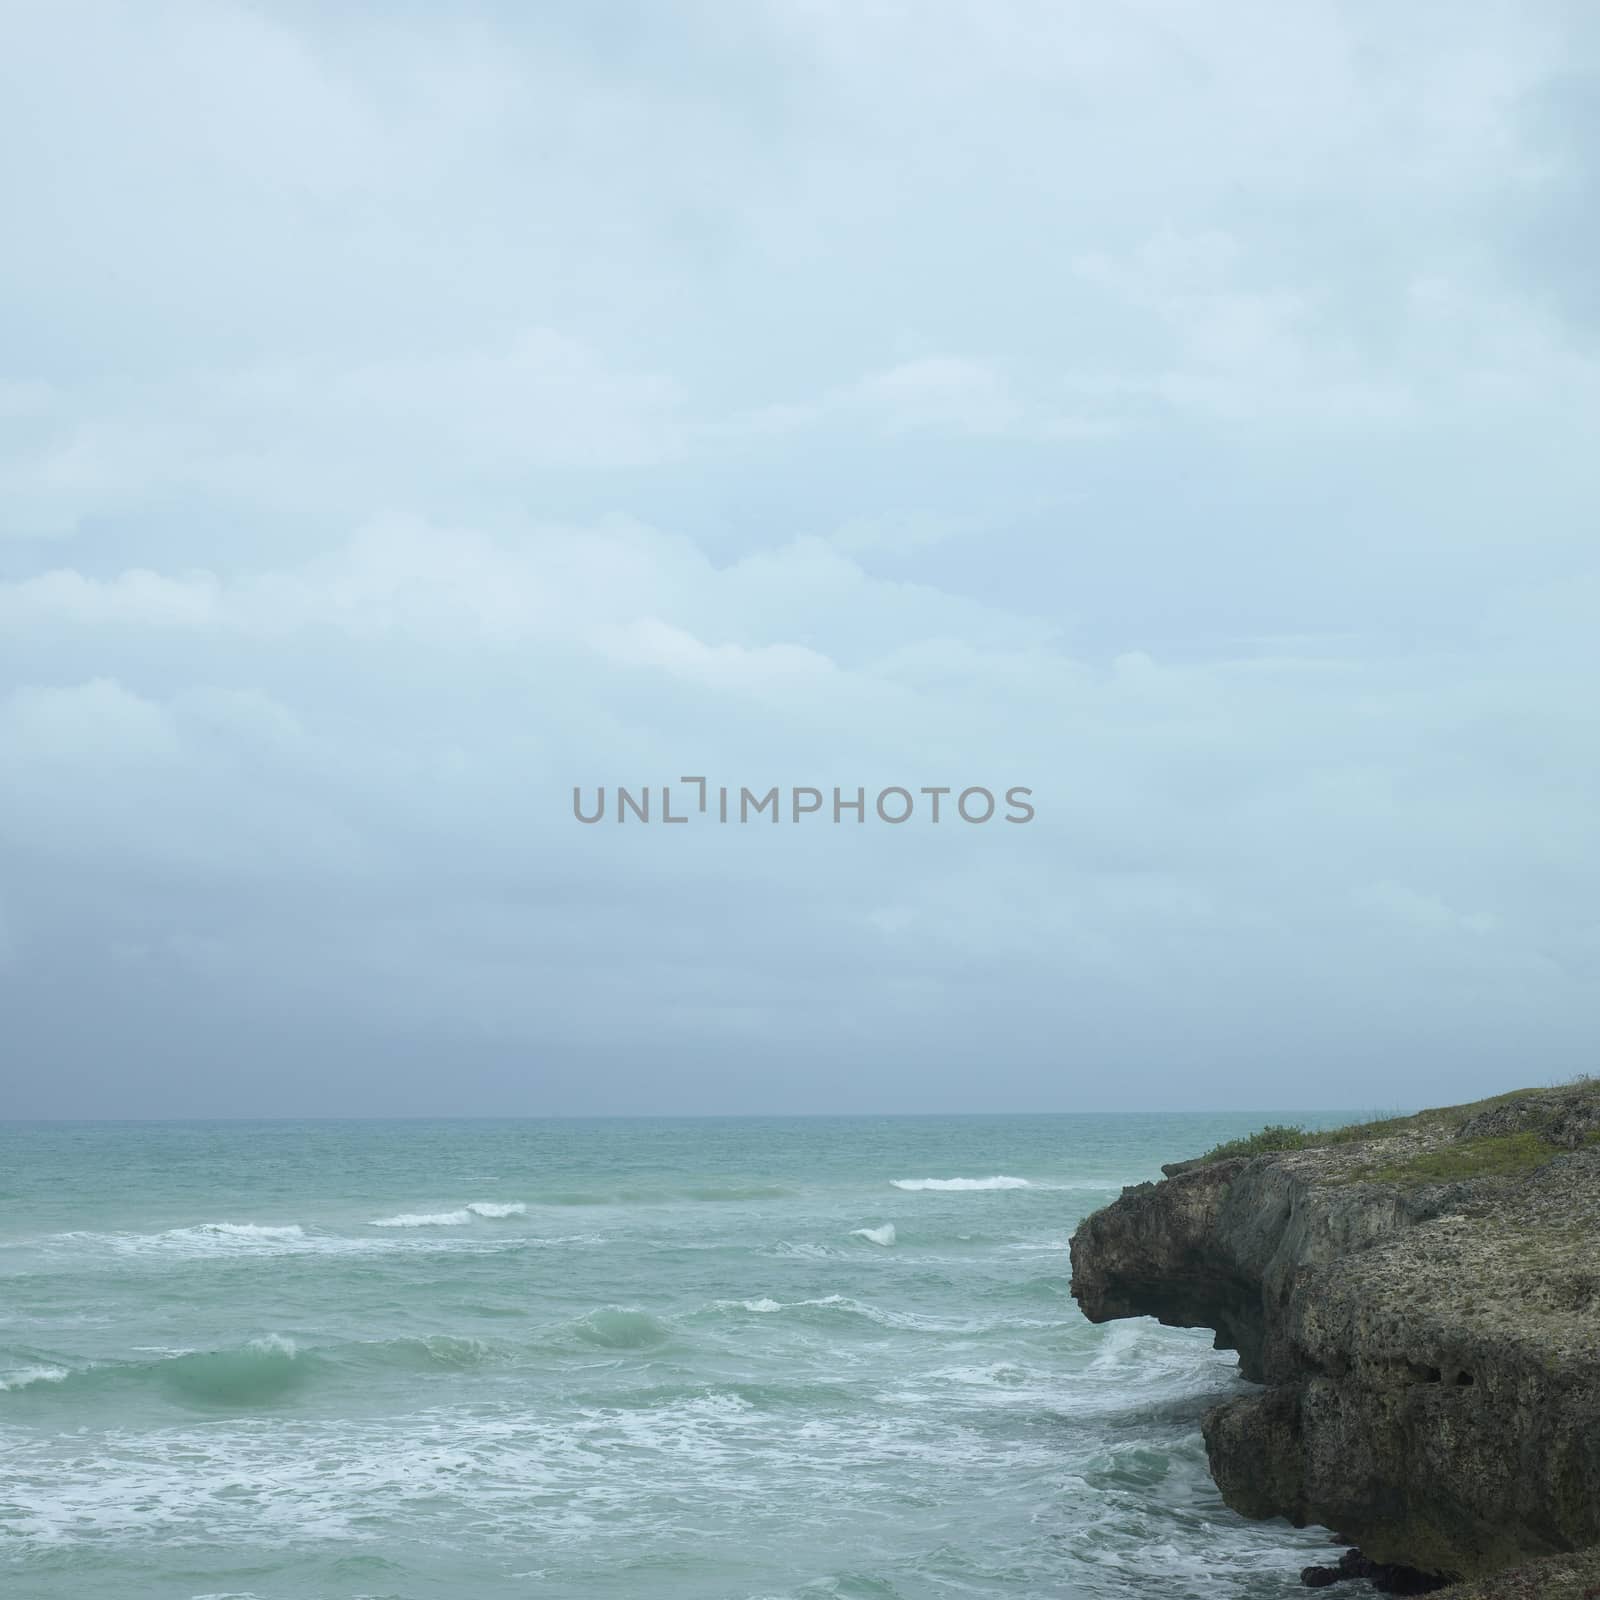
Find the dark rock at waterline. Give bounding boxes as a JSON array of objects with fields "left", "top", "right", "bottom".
[
  {"left": 1299, "top": 1547, "right": 1451, "bottom": 1593},
  {"left": 1068, "top": 1081, "right": 1600, "bottom": 1592}
]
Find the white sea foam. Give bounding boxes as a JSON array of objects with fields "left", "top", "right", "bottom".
[
  {"left": 850, "top": 1223, "right": 896, "bottom": 1246},
  {"left": 713, "top": 1294, "right": 849, "bottom": 1315},
  {"left": 0, "top": 1364, "right": 69, "bottom": 1392},
  {"left": 770, "top": 1240, "right": 842, "bottom": 1260},
  {"left": 368, "top": 1210, "right": 474, "bottom": 1228},
  {"left": 710, "top": 1292, "right": 955, "bottom": 1331},
  {"left": 369, "top": 1201, "right": 525, "bottom": 1227},
  {"left": 890, "top": 1176, "right": 1032, "bottom": 1191},
  {"left": 93, "top": 1222, "right": 320, "bottom": 1259},
  {"left": 0, "top": 1397, "right": 1331, "bottom": 1583},
  {"left": 924, "top": 1361, "right": 1032, "bottom": 1390},
  {"left": 248, "top": 1333, "right": 298, "bottom": 1357},
  {"left": 201, "top": 1223, "right": 306, "bottom": 1241},
  {"left": 37, "top": 1221, "right": 478, "bottom": 1262}
]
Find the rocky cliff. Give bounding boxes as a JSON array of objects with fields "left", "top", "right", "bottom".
[{"left": 1069, "top": 1082, "right": 1600, "bottom": 1591}]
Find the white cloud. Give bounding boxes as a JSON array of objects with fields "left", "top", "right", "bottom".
[
  {"left": 1, "top": 677, "right": 181, "bottom": 763},
  {"left": 0, "top": 334, "right": 692, "bottom": 540}
]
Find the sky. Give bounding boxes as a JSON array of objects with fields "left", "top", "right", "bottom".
[{"left": 1, "top": 0, "right": 1597, "bottom": 1118}]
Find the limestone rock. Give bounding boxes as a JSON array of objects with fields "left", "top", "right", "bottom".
[{"left": 1069, "top": 1082, "right": 1600, "bottom": 1585}]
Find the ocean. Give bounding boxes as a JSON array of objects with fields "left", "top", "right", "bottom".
[{"left": 0, "top": 1114, "right": 1343, "bottom": 1600}]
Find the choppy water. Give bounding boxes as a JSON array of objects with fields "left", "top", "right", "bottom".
[{"left": 0, "top": 1115, "right": 1340, "bottom": 1599}]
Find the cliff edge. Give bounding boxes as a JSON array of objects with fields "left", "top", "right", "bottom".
[{"left": 1069, "top": 1082, "right": 1600, "bottom": 1589}]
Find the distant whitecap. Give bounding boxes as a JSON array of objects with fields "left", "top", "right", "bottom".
[
  {"left": 890, "top": 1177, "right": 1031, "bottom": 1192},
  {"left": 367, "top": 1210, "right": 473, "bottom": 1228}
]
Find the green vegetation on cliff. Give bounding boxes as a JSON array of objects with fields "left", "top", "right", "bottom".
[
  {"left": 1356, "top": 1129, "right": 1585, "bottom": 1187},
  {"left": 1200, "top": 1111, "right": 1420, "bottom": 1163},
  {"left": 1197, "top": 1081, "right": 1597, "bottom": 1171}
]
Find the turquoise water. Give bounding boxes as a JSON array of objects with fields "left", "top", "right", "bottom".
[{"left": 0, "top": 1115, "right": 1339, "bottom": 1599}]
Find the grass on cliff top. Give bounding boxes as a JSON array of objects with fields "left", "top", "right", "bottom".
[
  {"left": 1196, "top": 1078, "right": 1600, "bottom": 1177},
  {"left": 1354, "top": 1130, "right": 1559, "bottom": 1187},
  {"left": 1198, "top": 1113, "right": 1415, "bottom": 1163}
]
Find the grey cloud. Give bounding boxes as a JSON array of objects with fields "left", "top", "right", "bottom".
[{"left": 1, "top": 0, "right": 1597, "bottom": 1116}]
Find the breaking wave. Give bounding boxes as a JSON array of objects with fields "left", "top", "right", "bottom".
[
  {"left": 0, "top": 1365, "right": 68, "bottom": 1392},
  {"left": 567, "top": 1308, "right": 671, "bottom": 1351},
  {"left": 850, "top": 1224, "right": 897, "bottom": 1246},
  {"left": 159, "top": 1335, "right": 309, "bottom": 1407},
  {"left": 0, "top": 1333, "right": 522, "bottom": 1411},
  {"left": 198, "top": 1222, "right": 306, "bottom": 1240},
  {"left": 890, "top": 1176, "right": 1032, "bottom": 1192},
  {"left": 48, "top": 1221, "right": 329, "bottom": 1259},
  {"left": 368, "top": 1201, "right": 526, "bottom": 1228}
]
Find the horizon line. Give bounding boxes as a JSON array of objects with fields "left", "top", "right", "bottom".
[{"left": 0, "top": 1105, "right": 1411, "bottom": 1125}]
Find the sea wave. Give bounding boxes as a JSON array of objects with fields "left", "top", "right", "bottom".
[
  {"left": 368, "top": 1201, "right": 525, "bottom": 1227},
  {"left": 14, "top": 1335, "right": 308, "bottom": 1410},
  {"left": 30, "top": 1218, "right": 548, "bottom": 1261},
  {"left": 143, "top": 1335, "right": 312, "bottom": 1409},
  {"left": 0, "top": 1364, "right": 68, "bottom": 1392},
  {"left": 702, "top": 1294, "right": 845, "bottom": 1316},
  {"left": 202, "top": 1223, "right": 306, "bottom": 1241},
  {"left": 850, "top": 1224, "right": 897, "bottom": 1247},
  {"left": 890, "top": 1176, "right": 1032, "bottom": 1191},
  {"left": 62, "top": 1222, "right": 328, "bottom": 1259},
  {"left": 566, "top": 1307, "right": 672, "bottom": 1351},
  {"left": 0, "top": 1331, "right": 522, "bottom": 1411},
  {"left": 701, "top": 1293, "right": 955, "bottom": 1335},
  {"left": 993, "top": 1274, "right": 1073, "bottom": 1304},
  {"left": 769, "top": 1240, "right": 844, "bottom": 1260}
]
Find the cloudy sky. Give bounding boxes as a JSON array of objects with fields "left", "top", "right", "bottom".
[{"left": 2, "top": 1, "right": 1597, "bottom": 1117}]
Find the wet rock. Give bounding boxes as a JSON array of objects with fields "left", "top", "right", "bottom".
[{"left": 1299, "top": 1546, "right": 1452, "bottom": 1592}]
